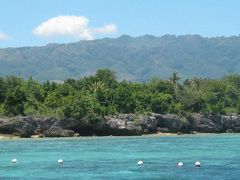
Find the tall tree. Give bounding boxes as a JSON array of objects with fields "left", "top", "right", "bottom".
[{"left": 169, "top": 72, "right": 181, "bottom": 85}]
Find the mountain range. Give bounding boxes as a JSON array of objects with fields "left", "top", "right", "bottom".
[{"left": 1, "top": 34, "right": 240, "bottom": 81}]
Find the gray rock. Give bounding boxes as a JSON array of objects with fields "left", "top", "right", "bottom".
[
  {"left": 0, "top": 118, "right": 21, "bottom": 134},
  {"left": 189, "top": 114, "right": 224, "bottom": 133},
  {"left": 58, "top": 118, "right": 81, "bottom": 129},
  {"left": 105, "top": 116, "right": 142, "bottom": 135},
  {"left": 225, "top": 129, "right": 234, "bottom": 133},
  {"left": 43, "top": 126, "right": 75, "bottom": 137},
  {"left": 157, "top": 127, "right": 170, "bottom": 133},
  {"left": 74, "top": 133, "right": 80, "bottom": 137},
  {"left": 153, "top": 113, "right": 189, "bottom": 133},
  {"left": 0, "top": 117, "right": 36, "bottom": 137},
  {"left": 34, "top": 118, "right": 58, "bottom": 132},
  {"left": 19, "top": 123, "right": 35, "bottom": 138},
  {"left": 177, "top": 132, "right": 183, "bottom": 135},
  {"left": 1, "top": 113, "right": 240, "bottom": 137},
  {"left": 139, "top": 115, "right": 157, "bottom": 133},
  {"left": 190, "top": 130, "right": 198, "bottom": 134},
  {"left": 222, "top": 115, "right": 240, "bottom": 132}
]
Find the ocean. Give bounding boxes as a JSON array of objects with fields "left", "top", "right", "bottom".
[{"left": 0, "top": 134, "right": 239, "bottom": 179}]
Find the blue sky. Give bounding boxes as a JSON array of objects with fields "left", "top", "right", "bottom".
[{"left": 0, "top": 0, "right": 240, "bottom": 48}]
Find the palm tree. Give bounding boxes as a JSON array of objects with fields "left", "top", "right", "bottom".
[
  {"left": 87, "top": 81, "right": 105, "bottom": 93},
  {"left": 191, "top": 77, "right": 202, "bottom": 91},
  {"left": 169, "top": 72, "right": 181, "bottom": 85}
]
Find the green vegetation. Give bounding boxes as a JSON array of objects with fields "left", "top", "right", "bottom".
[
  {"left": 1, "top": 69, "right": 240, "bottom": 122},
  {"left": 2, "top": 35, "right": 240, "bottom": 81}
]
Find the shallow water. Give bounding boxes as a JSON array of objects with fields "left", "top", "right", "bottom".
[{"left": 0, "top": 134, "right": 239, "bottom": 179}]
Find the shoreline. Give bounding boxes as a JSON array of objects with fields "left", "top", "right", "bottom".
[
  {"left": 0, "top": 132, "right": 237, "bottom": 140},
  {"left": 1, "top": 113, "right": 240, "bottom": 138},
  {"left": 0, "top": 134, "right": 20, "bottom": 140}
]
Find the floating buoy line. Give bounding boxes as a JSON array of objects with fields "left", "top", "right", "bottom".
[{"left": 9, "top": 158, "right": 202, "bottom": 168}]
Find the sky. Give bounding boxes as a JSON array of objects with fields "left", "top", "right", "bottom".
[{"left": 0, "top": 0, "right": 240, "bottom": 48}]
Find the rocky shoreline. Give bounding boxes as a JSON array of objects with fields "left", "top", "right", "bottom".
[{"left": 0, "top": 113, "right": 240, "bottom": 138}]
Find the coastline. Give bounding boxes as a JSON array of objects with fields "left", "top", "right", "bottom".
[
  {"left": 0, "top": 132, "right": 237, "bottom": 140},
  {"left": 1, "top": 113, "right": 240, "bottom": 139},
  {"left": 0, "top": 133, "right": 20, "bottom": 140},
  {"left": 0, "top": 133, "right": 177, "bottom": 140}
]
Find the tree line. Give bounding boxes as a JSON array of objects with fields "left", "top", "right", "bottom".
[{"left": 1, "top": 69, "right": 240, "bottom": 123}]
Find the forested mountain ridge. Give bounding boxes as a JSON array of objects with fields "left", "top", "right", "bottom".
[{"left": 1, "top": 34, "right": 240, "bottom": 81}]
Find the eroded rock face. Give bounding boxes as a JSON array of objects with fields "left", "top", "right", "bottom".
[
  {"left": 157, "top": 127, "right": 170, "bottom": 133},
  {"left": 188, "top": 114, "right": 240, "bottom": 133},
  {"left": 0, "top": 116, "right": 76, "bottom": 137},
  {"left": 1, "top": 113, "right": 240, "bottom": 137},
  {"left": 0, "top": 118, "right": 21, "bottom": 134},
  {"left": 153, "top": 113, "right": 190, "bottom": 133},
  {"left": 106, "top": 113, "right": 240, "bottom": 134},
  {"left": 105, "top": 114, "right": 159, "bottom": 135},
  {"left": 0, "top": 117, "right": 35, "bottom": 137},
  {"left": 222, "top": 115, "right": 240, "bottom": 132},
  {"left": 189, "top": 114, "right": 224, "bottom": 133},
  {"left": 105, "top": 115, "right": 142, "bottom": 135},
  {"left": 139, "top": 115, "right": 158, "bottom": 133},
  {"left": 42, "top": 126, "right": 75, "bottom": 137}
]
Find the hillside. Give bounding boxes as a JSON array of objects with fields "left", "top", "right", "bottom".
[{"left": 1, "top": 34, "right": 240, "bottom": 81}]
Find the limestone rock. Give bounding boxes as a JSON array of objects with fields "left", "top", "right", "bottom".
[{"left": 43, "top": 126, "right": 75, "bottom": 137}]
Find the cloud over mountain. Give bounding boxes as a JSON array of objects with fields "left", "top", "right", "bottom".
[{"left": 33, "top": 15, "right": 117, "bottom": 40}]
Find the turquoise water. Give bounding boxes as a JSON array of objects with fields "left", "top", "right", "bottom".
[{"left": 1, "top": 134, "right": 240, "bottom": 179}]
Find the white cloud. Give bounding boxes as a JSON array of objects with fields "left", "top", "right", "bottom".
[
  {"left": 0, "top": 32, "right": 11, "bottom": 40},
  {"left": 92, "top": 24, "right": 117, "bottom": 34},
  {"left": 33, "top": 15, "right": 117, "bottom": 40}
]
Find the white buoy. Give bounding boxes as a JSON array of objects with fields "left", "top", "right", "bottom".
[
  {"left": 195, "top": 161, "right": 201, "bottom": 167},
  {"left": 137, "top": 160, "right": 143, "bottom": 166},
  {"left": 177, "top": 162, "right": 183, "bottom": 168},
  {"left": 12, "top": 159, "right": 17, "bottom": 164},
  {"left": 58, "top": 159, "right": 64, "bottom": 165}
]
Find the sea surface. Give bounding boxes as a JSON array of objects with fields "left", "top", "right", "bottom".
[{"left": 0, "top": 134, "right": 240, "bottom": 179}]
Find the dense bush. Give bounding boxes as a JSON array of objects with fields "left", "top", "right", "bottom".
[{"left": 1, "top": 69, "right": 240, "bottom": 122}]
